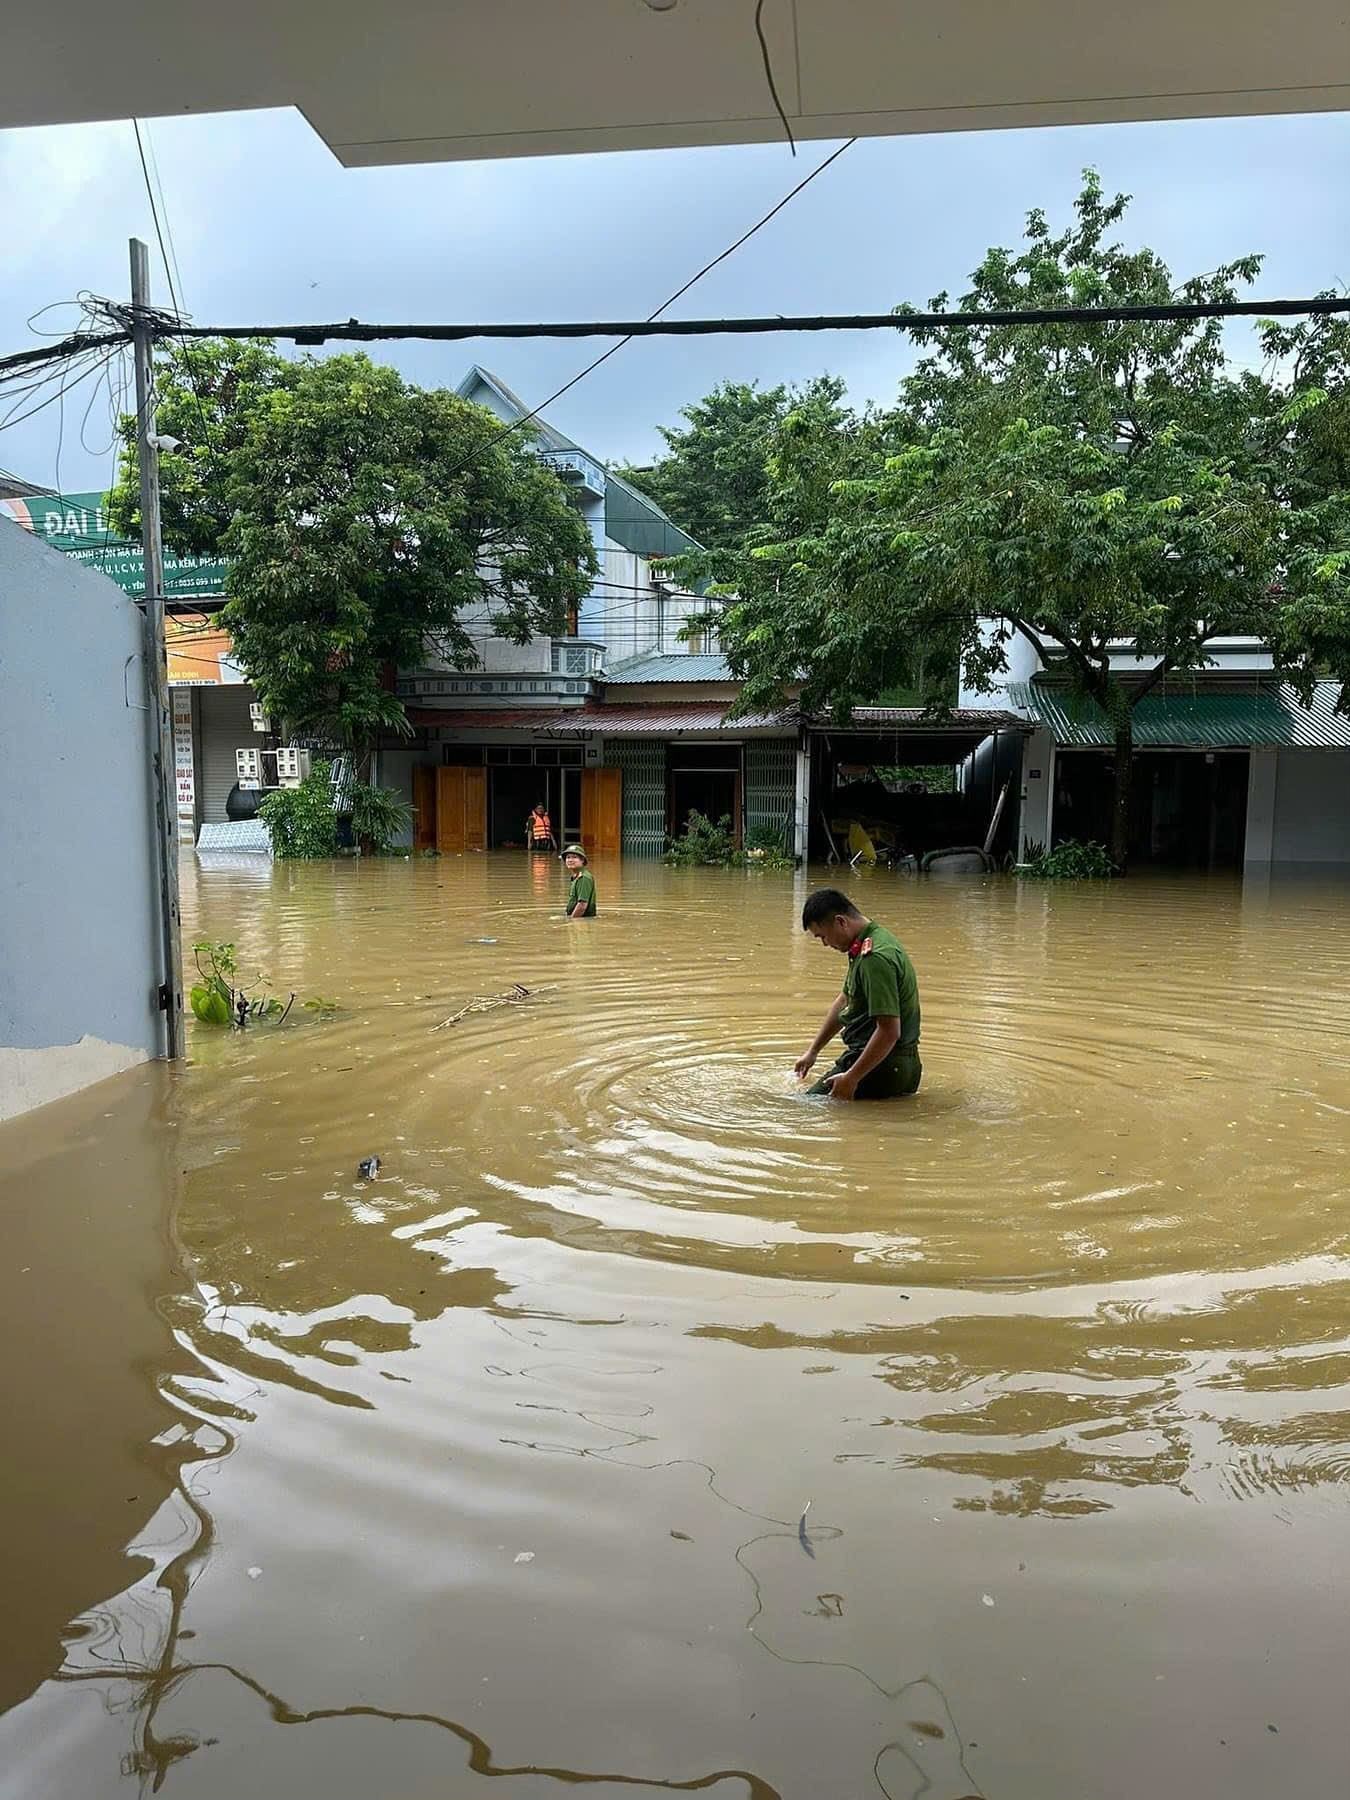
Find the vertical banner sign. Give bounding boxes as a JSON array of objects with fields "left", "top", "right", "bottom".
[{"left": 172, "top": 690, "right": 196, "bottom": 843}]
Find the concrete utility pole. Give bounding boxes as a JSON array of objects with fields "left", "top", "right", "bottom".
[{"left": 130, "top": 237, "right": 184, "bottom": 1058}]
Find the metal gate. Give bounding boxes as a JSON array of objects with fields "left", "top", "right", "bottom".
[
  {"left": 604, "top": 739, "right": 666, "bottom": 858},
  {"left": 744, "top": 738, "right": 797, "bottom": 848}
]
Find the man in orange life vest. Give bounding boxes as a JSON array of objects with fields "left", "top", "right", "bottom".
[
  {"left": 793, "top": 888, "right": 922, "bottom": 1101},
  {"left": 524, "top": 802, "right": 556, "bottom": 853}
]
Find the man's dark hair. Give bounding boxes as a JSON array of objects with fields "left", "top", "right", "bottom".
[{"left": 801, "top": 887, "right": 858, "bottom": 930}]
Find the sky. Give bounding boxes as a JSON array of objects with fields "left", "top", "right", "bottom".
[{"left": 1, "top": 104, "right": 1346, "bottom": 498}]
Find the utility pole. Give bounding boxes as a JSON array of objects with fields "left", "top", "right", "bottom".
[{"left": 130, "top": 237, "right": 184, "bottom": 1058}]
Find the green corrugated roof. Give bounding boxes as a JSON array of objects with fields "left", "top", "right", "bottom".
[{"left": 1007, "top": 681, "right": 1350, "bottom": 749}]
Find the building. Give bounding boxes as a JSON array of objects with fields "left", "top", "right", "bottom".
[
  {"left": 0, "top": 512, "right": 165, "bottom": 1120},
  {"left": 964, "top": 636, "right": 1350, "bottom": 871}
]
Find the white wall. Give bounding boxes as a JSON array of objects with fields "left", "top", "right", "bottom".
[
  {"left": 960, "top": 620, "right": 1043, "bottom": 708},
  {"left": 1266, "top": 751, "right": 1350, "bottom": 864},
  {"left": 0, "top": 520, "right": 162, "bottom": 1120},
  {"left": 1018, "top": 728, "right": 1056, "bottom": 858}
]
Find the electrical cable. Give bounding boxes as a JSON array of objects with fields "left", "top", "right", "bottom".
[
  {"left": 162, "top": 292, "right": 1350, "bottom": 345},
  {"left": 753, "top": 0, "right": 796, "bottom": 155}
]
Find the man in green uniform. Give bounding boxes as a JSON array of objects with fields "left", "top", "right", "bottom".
[
  {"left": 563, "top": 844, "right": 597, "bottom": 919},
  {"left": 794, "top": 887, "right": 921, "bottom": 1101}
]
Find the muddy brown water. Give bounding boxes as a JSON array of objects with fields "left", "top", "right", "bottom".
[{"left": 1, "top": 856, "right": 1348, "bottom": 1799}]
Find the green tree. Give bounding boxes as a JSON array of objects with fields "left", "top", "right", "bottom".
[
  {"left": 616, "top": 377, "right": 852, "bottom": 550},
  {"left": 113, "top": 342, "right": 596, "bottom": 755},
  {"left": 676, "top": 175, "right": 1350, "bottom": 868}
]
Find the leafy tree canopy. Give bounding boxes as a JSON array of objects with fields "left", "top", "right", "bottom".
[
  {"left": 112, "top": 343, "right": 596, "bottom": 752},
  {"left": 664, "top": 173, "right": 1350, "bottom": 864}
]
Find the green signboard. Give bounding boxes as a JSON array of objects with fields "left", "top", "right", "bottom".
[{"left": 0, "top": 490, "right": 228, "bottom": 600}]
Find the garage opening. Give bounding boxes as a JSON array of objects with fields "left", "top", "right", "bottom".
[
  {"left": 808, "top": 723, "right": 1026, "bottom": 864},
  {"left": 1055, "top": 750, "right": 1249, "bottom": 870}
]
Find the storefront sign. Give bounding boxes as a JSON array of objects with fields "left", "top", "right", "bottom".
[
  {"left": 172, "top": 690, "right": 196, "bottom": 842},
  {"left": 0, "top": 490, "right": 228, "bottom": 600}
]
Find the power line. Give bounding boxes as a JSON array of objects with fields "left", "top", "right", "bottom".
[
  {"left": 431, "top": 137, "right": 857, "bottom": 480},
  {"left": 151, "top": 293, "right": 1350, "bottom": 347},
  {"left": 0, "top": 331, "right": 129, "bottom": 377}
]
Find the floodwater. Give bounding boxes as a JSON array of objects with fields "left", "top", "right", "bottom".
[{"left": 2, "top": 855, "right": 1348, "bottom": 1800}]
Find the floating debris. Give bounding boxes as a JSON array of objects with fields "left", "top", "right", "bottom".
[
  {"left": 431, "top": 983, "right": 559, "bottom": 1031},
  {"left": 513, "top": 1551, "right": 535, "bottom": 1564},
  {"left": 798, "top": 1499, "right": 815, "bottom": 1559},
  {"left": 357, "top": 1156, "right": 381, "bottom": 1179}
]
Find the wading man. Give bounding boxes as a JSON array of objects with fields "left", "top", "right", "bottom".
[
  {"left": 794, "top": 888, "right": 921, "bottom": 1101},
  {"left": 562, "top": 844, "right": 597, "bottom": 919}
]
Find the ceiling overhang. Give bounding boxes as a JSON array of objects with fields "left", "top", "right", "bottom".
[{"left": 3, "top": 2, "right": 1346, "bottom": 166}]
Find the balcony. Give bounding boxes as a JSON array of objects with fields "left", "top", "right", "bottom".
[
  {"left": 535, "top": 448, "right": 606, "bottom": 498},
  {"left": 398, "top": 639, "right": 606, "bottom": 710}
]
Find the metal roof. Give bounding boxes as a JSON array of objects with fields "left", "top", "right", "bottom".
[
  {"left": 1007, "top": 681, "right": 1350, "bottom": 749},
  {"left": 407, "top": 702, "right": 789, "bottom": 736},
  {"left": 546, "top": 702, "right": 790, "bottom": 736},
  {"left": 604, "top": 652, "right": 733, "bottom": 685},
  {"left": 816, "top": 705, "right": 1028, "bottom": 733}
]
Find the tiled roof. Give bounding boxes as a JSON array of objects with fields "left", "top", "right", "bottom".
[
  {"left": 1007, "top": 681, "right": 1350, "bottom": 749},
  {"left": 603, "top": 652, "right": 733, "bottom": 684}
]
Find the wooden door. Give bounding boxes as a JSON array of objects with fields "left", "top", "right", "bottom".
[
  {"left": 581, "top": 767, "right": 622, "bottom": 856},
  {"left": 463, "top": 768, "right": 487, "bottom": 851},
  {"left": 412, "top": 766, "right": 437, "bottom": 851},
  {"left": 436, "top": 766, "right": 487, "bottom": 851}
]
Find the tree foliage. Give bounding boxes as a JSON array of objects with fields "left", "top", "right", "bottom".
[
  {"left": 616, "top": 377, "right": 858, "bottom": 550},
  {"left": 112, "top": 343, "right": 596, "bottom": 753},
  {"left": 667, "top": 174, "right": 1350, "bottom": 865}
]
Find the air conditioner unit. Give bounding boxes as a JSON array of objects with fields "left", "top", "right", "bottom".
[
  {"left": 236, "top": 746, "right": 262, "bottom": 790},
  {"left": 249, "top": 701, "right": 267, "bottom": 733},
  {"left": 276, "top": 746, "right": 312, "bottom": 787}
]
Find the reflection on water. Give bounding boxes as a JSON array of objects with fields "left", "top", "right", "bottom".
[{"left": 1, "top": 857, "right": 1348, "bottom": 1798}]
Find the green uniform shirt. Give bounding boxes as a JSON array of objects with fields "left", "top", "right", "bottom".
[
  {"left": 566, "top": 870, "right": 597, "bottom": 917},
  {"left": 840, "top": 920, "right": 920, "bottom": 1053}
]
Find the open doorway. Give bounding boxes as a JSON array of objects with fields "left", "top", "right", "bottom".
[
  {"left": 1054, "top": 750, "right": 1249, "bottom": 869},
  {"left": 668, "top": 743, "right": 742, "bottom": 842}
]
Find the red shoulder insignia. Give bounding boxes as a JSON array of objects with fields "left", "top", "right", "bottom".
[{"left": 860, "top": 937, "right": 874, "bottom": 956}]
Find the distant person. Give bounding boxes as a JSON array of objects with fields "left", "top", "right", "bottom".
[
  {"left": 525, "top": 802, "right": 556, "bottom": 853},
  {"left": 562, "top": 844, "right": 597, "bottom": 919},
  {"left": 793, "top": 888, "right": 921, "bottom": 1101}
]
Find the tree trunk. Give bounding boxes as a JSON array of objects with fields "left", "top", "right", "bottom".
[{"left": 1109, "top": 717, "right": 1133, "bottom": 872}]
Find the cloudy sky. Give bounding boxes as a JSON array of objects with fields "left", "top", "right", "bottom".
[{"left": 1, "top": 104, "right": 1346, "bottom": 496}]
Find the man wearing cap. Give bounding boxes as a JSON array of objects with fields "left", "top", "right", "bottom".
[
  {"left": 562, "top": 845, "right": 597, "bottom": 919},
  {"left": 794, "top": 887, "right": 921, "bottom": 1101}
]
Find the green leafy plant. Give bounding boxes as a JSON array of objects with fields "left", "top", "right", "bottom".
[
  {"left": 1019, "top": 839, "right": 1117, "bottom": 879},
  {"left": 350, "top": 781, "right": 414, "bottom": 854},
  {"left": 258, "top": 761, "right": 340, "bottom": 859},
  {"left": 743, "top": 821, "right": 796, "bottom": 869},
  {"left": 189, "top": 940, "right": 337, "bottom": 1028},
  {"left": 666, "top": 811, "right": 741, "bottom": 867}
]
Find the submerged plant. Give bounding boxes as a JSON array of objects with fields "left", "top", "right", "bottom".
[
  {"left": 189, "top": 941, "right": 338, "bottom": 1029},
  {"left": 666, "top": 811, "right": 743, "bottom": 867},
  {"left": 1019, "top": 839, "right": 1117, "bottom": 880}
]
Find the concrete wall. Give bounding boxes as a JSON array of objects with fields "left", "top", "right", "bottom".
[
  {"left": 1246, "top": 749, "right": 1350, "bottom": 867},
  {"left": 0, "top": 519, "right": 162, "bottom": 1120},
  {"left": 959, "top": 620, "right": 1043, "bottom": 708}
]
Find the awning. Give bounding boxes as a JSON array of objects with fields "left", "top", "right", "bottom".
[
  {"left": 543, "top": 702, "right": 792, "bottom": 736},
  {"left": 405, "top": 701, "right": 793, "bottom": 736},
  {"left": 808, "top": 705, "right": 1028, "bottom": 734},
  {"left": 1008, "top": 681, "right": 1350, "bottom": 750}
]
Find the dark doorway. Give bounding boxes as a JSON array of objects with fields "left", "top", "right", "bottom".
[
  {"left": 1054, "top": 751, "right": 1249, "bottom": 870},
  {"left": 668, "top": 743, "right": 742, "bottom": 842},
  {"left": 489, "top": 764, "right": 554, "bottom": 849}
]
